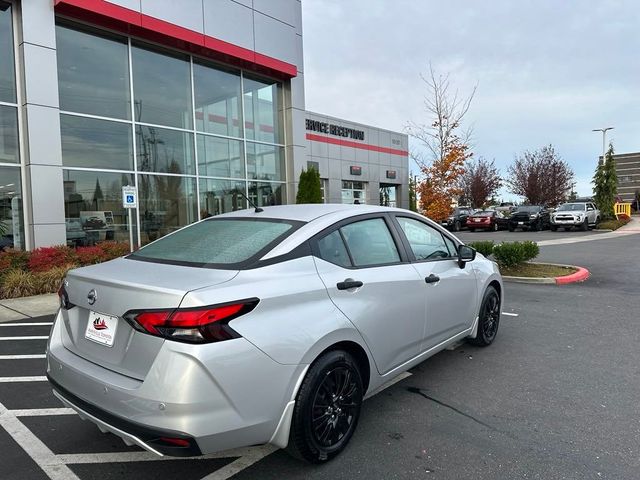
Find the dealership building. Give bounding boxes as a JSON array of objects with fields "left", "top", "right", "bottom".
[{"left": 0, "top": 0, "right": 408, "bottom": 251}]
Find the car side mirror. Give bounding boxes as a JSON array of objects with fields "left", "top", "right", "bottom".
[
  {"left": 458, "top": 245, "right": 476, "bottom": 269},
  {"left": 587, "top": 207, "right": 593, "bottom": 211}
]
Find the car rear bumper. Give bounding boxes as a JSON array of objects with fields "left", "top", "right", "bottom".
[{"left": 46, "top": 309, "right": 305, "bottom": 456}]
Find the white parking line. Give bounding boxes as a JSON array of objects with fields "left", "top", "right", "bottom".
[
  {"left": 502, "top": 312, "right": 519, "bottom": 317},
  {"left": 0, "top": 322, "right": 53, "bottom": 327},
  {"left": 199, "top": 445, "right": 278, "bottom": 480},
  {"left": 12, "top": 408, "right": 76, "bottom": 417},
  {"left": 0, "top": 336, "right": 49, "bottom": 340},
  {"left": 0, "top": 376, "right": 47, "bottom": 382},
  {"left": 0, "top": 402, "right": 81, "bottom": 480},
  {"left": 0, "top": 354, "right": 46, "bottom": 360}
]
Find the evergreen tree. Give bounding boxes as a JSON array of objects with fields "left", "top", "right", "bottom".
[
  {"left": 592, "top": 143, "right": 617, "bottom": 220},
  {"left": 296, "top": 168, "right": 322, "bottom": 204},
  {"left": 408, "top": 174, "right": 418, "bottom": 212}
]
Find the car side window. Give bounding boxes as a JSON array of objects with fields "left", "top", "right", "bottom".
[
  {"left": 396, "top": 217, "right": 451, "bottom": 261},
  {"left": 317, "top": 230, "right": 352, "bottom": 267},
  {"left": 340, "top": 218, "right": 400, "bottom": 267},
  {"left": 443, "top": 235, "right": 458, "bottom": 257}
]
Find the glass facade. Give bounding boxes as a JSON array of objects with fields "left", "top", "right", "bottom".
[
  {"left": 0, "top": 3, "right": 23, "bottom": 250},
  {"left": 342, "top": 181, "right": 366, "bottom": 205},
  {"left": 56, "top": 22, "right": 285, "bottom": 247}
]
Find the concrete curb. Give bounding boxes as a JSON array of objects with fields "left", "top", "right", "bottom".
[{"left": 502, "top": 262, "right": 590, "bottom": 285}]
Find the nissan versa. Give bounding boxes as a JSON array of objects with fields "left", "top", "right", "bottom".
[{"left": 47, "top": 204, "right": 503, "bottom": 463}]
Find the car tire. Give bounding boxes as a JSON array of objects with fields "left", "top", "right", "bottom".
[
  {"left": 492, "top": 222, "right": 498, "bottom": 232},
  {"left": 287, "top": 350, "right": 364, "bottom": 464},
  {"left": 581, "top": 219, "right": 589, "bottom": 231},
  {"left": 453, "top": 220, "right": 461, "bottom": 232},
  {"left": 550, "top": 225, "right": 557, "bottom": 232},
  {"left": 469, "top": 286, "right": 500, "bottom": 347},
  {"left": 508, "top": 225, "right": 515, "bottom": 232},
  {"left": 469, "top": 228, "right": 475, "bottom": 232}
]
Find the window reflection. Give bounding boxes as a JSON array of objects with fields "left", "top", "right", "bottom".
[
  {"left": 199, "top": 179, "right": 247, "bottom": 219},
  {"left": 0, "top": 166, "right": 24, "bottom": 250},
  {"left": 138, "top": 174, "right": 197, "bottom": 244},
  {"left": 56, "top": 24, "right": 130, "bottom": 119},
  {"left": 249, "top": 181, "right": 285, "bottom": 207},
  {"left": 132, "top": 44, "right": 192, "bottom": 129},
  {"left": 61, "top": 114, "right": 133, "bottom": 170},
  {"left": 243, "top": 77, "right": 281, "bottom": 144},
  {"left": 246, "top": 142, "right": 284, "bottom": 181},
  {"left": 62, "top": 170, "right": 135, "bottom": 247},
  {"left": 0, "top": 4, "right": 16, "bottom": 104},
  {"left": 0, "top": 105, "right": 19, "bottom": 164},
  {"left": 136, "top": 126, "right": 194, "bottom": 175},
  {"left": 197, "top": 135, "right": 244, "bottom": 179},
  {"left": 194, "top": 62, "right": 242, "bottom": 138}
]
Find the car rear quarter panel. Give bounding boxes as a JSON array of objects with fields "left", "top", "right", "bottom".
[{"left": 180, "top": 256, "right": 373, "bottom": 369}]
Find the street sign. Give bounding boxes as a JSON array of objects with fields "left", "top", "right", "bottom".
[{"left": 122, "top": 186, "right": 137, "bottom": 209}]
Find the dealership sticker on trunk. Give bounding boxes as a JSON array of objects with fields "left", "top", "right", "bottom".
[{"left": 85, "top": 311, "right": 118, "bottom": 347}]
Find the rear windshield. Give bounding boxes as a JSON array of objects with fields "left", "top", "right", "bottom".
[
  {"left": 129, "top": 218, "right": 300, "bottom": 268},
  {"left": 475, "top": 211, "right": 495, "bottom": 217}
]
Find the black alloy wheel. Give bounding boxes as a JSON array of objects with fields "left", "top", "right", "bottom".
[
  {"left": 581, "top": 218, "right": 589, "bottom": 231},
  {"left": 492, "top": 222, "right": 498, "bottom": 232},
  {"left": 469, "top": 286, "right": 500, "bottom": 347},
  {"left": 287, "top": 350, "right": 363, "bottom": 463},
  {"left": 454, "top": 220, "right": 461, "bottom": 232}
]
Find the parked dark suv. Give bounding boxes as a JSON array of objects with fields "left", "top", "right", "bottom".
[
  {"left": 441, "top": 207, "right": 473, "bottom": 232},
  {"left": 507, "top": 205, "right": 550, "bottom": 231}
]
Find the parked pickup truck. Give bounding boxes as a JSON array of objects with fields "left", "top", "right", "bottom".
[{"left": 550, "top": 202, "right": 600, "bottom": 231}]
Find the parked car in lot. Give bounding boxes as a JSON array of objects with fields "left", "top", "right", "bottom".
[
  {"left": 507, "top": 205, "right": 550, "bottom": 231},
  {"left": 550, "top": 202, "right": 600, "bottom": 231},
  {"left": 48, "top": 204, "right": 503, "bottom": 464},
  {"left": 441, "top": 207, "right": 473, "bottom": 231},
  {"left": 466, "top": 210, "right": 507, "bottom": 232}
]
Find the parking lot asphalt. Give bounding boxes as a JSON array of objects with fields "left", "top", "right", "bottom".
[{"left": 1, "top": 231, "right": 639, "bottom": 480}]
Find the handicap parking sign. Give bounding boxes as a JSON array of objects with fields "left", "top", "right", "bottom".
[{"left": 122, "top": 186, "right": 138, "bottom": 209}]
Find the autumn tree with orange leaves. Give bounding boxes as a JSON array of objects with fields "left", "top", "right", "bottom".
[{"left": 406, "top": 66, "right": 475, "bottom": 221}]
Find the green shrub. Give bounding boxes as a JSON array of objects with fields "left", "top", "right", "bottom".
[
  {"left": 0, "top": 270, "right": 37, "bottom": 299},
  {"left": 520, "top": 241, "right": 540, "bottom": 262},
  {"left": 468, "top": 240, "right": 495, "bottom": 257},
  {"left": 493, "top": 241, "right": 540, "bottom": 268}
]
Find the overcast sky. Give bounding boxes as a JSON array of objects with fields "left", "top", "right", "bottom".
[{"left": 301, "top": 0, "right": 640, "bottom": 200}]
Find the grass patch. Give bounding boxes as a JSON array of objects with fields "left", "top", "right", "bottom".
[{"left": 500, "top": 262, "right": 578, "bottom": 278}]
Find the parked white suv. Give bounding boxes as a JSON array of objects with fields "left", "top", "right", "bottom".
[{"left": 550, "top": 202, "right": 600, "bottom": 231}]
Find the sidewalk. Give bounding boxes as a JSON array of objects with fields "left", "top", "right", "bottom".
[
  {"left": 0, "top": 293, "right": 58, "bottom": 322},
  {"left": 615, "top": 214, "right": 640, "bottom": 232}
]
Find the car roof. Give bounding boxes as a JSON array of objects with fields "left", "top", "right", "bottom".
[{"left": 214, "top": 203, "right": 408, "bottom": 223}]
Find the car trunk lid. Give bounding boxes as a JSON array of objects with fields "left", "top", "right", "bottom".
[{"left": 60, "top": 257, "right": 238, "bottom": 380}]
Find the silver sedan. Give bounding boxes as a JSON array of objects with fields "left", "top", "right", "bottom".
[{"left": 47, "top": 204, "right": 502, "bottom": 463}]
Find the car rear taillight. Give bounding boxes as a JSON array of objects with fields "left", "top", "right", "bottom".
[
  {"left": 123, "top": 298, "right": 258, "bottom": 344},
  {"left": 57, "top": 281, "right": 75, "bottom": 310}
]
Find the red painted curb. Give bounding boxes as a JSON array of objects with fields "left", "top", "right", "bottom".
[{"left": 555, "top": 267, "right": 590, "bottom": 285}]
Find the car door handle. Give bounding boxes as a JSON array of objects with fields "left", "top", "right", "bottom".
[
  {"left": 425, "top": 274, "right": 440, "bottom": 284},
  {"left": 337, "top": 279, "right": 363, "bottom": 290}
]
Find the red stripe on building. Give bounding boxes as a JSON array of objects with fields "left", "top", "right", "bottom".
[
  {"left": 54, "top": 0, "right": 297, "bottom": 79},
  {"left": 306, "top": 133, "right": 408, "bottom": 156}
]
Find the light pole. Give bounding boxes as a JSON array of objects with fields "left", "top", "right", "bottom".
[{"left": 592, "top": 127, "right": 614, "bottom": 163}]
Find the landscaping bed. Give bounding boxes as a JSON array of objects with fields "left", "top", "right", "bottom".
[
  {"left": 499, "top": 263, "right": 578, "bottom": 278},
  {"left": 0, "top": 242, "right": 130, "bottom": 299},
  {"left": 598, "top": 215, "right": 631, "bottom": 231}
]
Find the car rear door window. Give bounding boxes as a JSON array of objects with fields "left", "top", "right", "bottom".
[
  {"left": 317, "top": 230, "right": 352, "bottom": 267},
  {"left": 340, "top": 218, "right": 400, "bottom": 267},
  {"left": 396, "top": 217, "right": 451, "bottom": 261}
]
